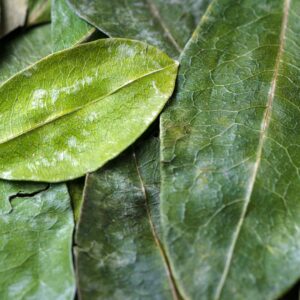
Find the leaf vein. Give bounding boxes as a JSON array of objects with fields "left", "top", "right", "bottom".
[
  {"left": 214, "top": 0, "right": 291, "bottom": 298},
  {"left": 0, "top": 63, "right": 176, "bottom": 145}
]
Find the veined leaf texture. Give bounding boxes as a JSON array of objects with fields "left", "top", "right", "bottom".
[
  {"left": 0, "top": 184, "right": 75, "bottom": 300},
  {"left": 51, "top": 0, "right": 101, "bottom": 52},
  {"left": 67, "top": 0, "right": 211, "bottom": 58},
  {"left": 0, "top": 20, "right": 75, "bottom": 300},
  {"left": 0, "top": 39, "right": 178, "bottom": 182},
  {"left": 161, "top": 0, "right": 300, "bottom": 299},
  {"left": 69, "top": 0, "right": 211, "bottom": 299},
  {"left": 1, "top": 0, "right": 299, "bottom": 299}
]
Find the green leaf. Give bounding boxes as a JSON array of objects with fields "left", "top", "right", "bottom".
[
  {"left": 73, "top": 1, "right": 210, "bottom": 298},
  {"left": 0, "top": 184, "right": 75, "bottom": 300},
  {"left": 0, "top": 24, "right": 52, "bottom": 83},
  {"left": 0, "top": 39, "right": 178, "bottom": 182},
  {"left": 51, "top": 0, "right": 103, "bottom": 52},
  {"left": 0, "top": 24, "right": 75, "bottom": 299},
  {"left": 161, "top": 0, "right": 300, "bottom": 299},
  {"left": 0, "top": 180, "right": 48, "bottom": 214},
  {"left": 75, "top": 137, "right": 180, "bottom": 299},
  {"left": 67, "top": 0, "right": 210, "bottom": 58},
  {"left": 0, "top": 0, "right": 27, "bottom": 37},
  {"left": 27, "top": 0, "right": 51, "bottom": 26},
  {"left": 67, "top": 177, "right": 85, "bottom": 221},
  {"left": 51, "top": 0, "right": 104, "bottom": 214}
]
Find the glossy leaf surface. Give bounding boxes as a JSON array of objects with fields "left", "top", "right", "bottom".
[
  {"left": 0, "top": 24, "right": 52, "bottom": 83},
  {"left": 67, "top": 0, "right": 210, "bottom": 58},
  {"left": 0, "top": 184, "right": 75, "bottom": 300},
  {"left": 0, "top": 0, "right": 27, "bottom": 37},
  {"left": 75, "top": 138, "right": 179, "bottom": 299},
  {"left": 161, "top": 0, "right": 300, "bottom": 299},
  {"left": 0, "top": 39, "right": 178, "bottom": 182},
  {"left": 52, "top": 0, "right": 101, "bottom": 52}
]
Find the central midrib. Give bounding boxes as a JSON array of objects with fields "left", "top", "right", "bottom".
[
  {"left": 133, "top": 150, "right": 182, "bottom": 300},
  {"left": 214, "top": 0, "right": 291, "bottom": 299},
  {"left": 0, "top": 63, "right": 175, "bottom": 145},
  {"left": 146, "top": 0, "right": 183, "bottom": 54}
]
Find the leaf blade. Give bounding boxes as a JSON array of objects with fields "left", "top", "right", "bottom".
[
  {"left": 73, "top": 1, "right": 211, "bottom": 298},
  {"left": 0, "top": 24, "right": 52, "bottom": 83},
  {"left": 0, "top": 38, "right": 178, "bottom": 181},
  {"left": 67, "top": 0, "right": 210, "bottom": 58},
  {"left": 0, "top": 23, "right": 75, "bottom": 299},
  {"left": 0, "top": 184, "right": 75, "bottom": 300},
  {"left": 161, "top": 0, "right": 300, "bottom": 299},
  {"left": 51, "top": 0, "right": 102, "bottom": 52},
  {"left": 75, "top": 138, "right": 181, "bottom": 299}
]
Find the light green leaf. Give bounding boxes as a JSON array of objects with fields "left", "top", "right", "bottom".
[
  {"left": 75, "top": 137, "right": 180, "bottom": 299},
  {"left": 67, "top": 0, "right": 210, "bottom": 58},
  {"left": 0, "top": 184, "right": 75, "bottom": 300},
  {"left": 0, "top": 24, "right": 52, "bottom": 83},
  {"left": 0, "top": 24, "right": 52, "bottom": 215},
  {"left": 0, "top": 0, "right": 27, "bottom": 37},
  {"left": 0, "top": 39, "right": 178, "bottom": 182},
  {"left": 27, "top": 0, "right": 51, "bottom": 26},
  {"left": 51, "top": 0, "right": 104, "bottom": 214},
  {"left": 161, "top": 0, "right": 300, "bottom": 299},
  {"left": 51, "top": 0, "right": 103, "bottom": 52}
]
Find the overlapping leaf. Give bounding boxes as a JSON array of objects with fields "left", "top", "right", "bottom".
[
  {"left": 0, "top": 39, "right": 178, "bottom": 182},
  {"left": 0, "top": 180, "right": 48, "bottom": 214},
  {"left": 51, "top": 0, "right": 103, "bottom": 52},
  {"left": 67, "top": 0, "right": 210, "bottom": 58},
  {"left": 0, "top": 24, "right": 52, "bottom": 216},
  {"left": 0, "top": 184, "right": 75, "bottom": 300},
  {"left": 51, "top": 0, "right": 105, "bottom": 216},
  {"left": 75, "top": 138, "right": 181, "bottom": 299},
  {"left": 74, "top": 1, "right": 211, "bottom": 299},
  {"left": 0, "top": 23, "right": 75, "bottom": 300},
  {"left": 0, "top": 24, "right": 52, "bottom": 83},
  {"left": 161, "top": 0, "right": 300, "bottom": 299}
]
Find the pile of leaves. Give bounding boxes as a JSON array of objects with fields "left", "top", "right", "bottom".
[{"left": 1, "top": 0, "right": 300, "bottom": 299}]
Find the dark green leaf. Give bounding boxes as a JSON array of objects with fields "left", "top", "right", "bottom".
[
  {"left": 75, "top": 138, "right": 180, "bottom": 299},
  {"left": 161, "top": 0, "right": 300, "bottom": 299},
  {"left": 0, "top": 39, "right": 178, "bottom": 182},
  {"left": 51, "top": 0, "right": 103, "bottom": 52},
  {"left": 0, "top": 24, "right": 52, "bottom": 83},
  {"left": 0, "top": 184, "right": 75, "bottom": 300},
  {"left": 67, "top": 0, "right": 210, "bottom": 58}
]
